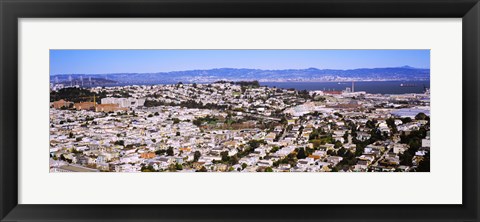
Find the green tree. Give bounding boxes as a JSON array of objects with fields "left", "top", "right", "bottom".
[
  {"left": 175, "top": 163, "right": 183, "bottom": 171},
  {"left": 241, "top": 163, "right": 248, "bottom": 169},
  {"left": 155, "top": 149, "right": 166, "bottom": 155},
  {"left": 334, "top": 140, "right": 343, "bottom": 148},
  {"left": 220, "top": 151, "right": 230, "bottom": 162},
  {"left": 168, "top": 164, "right": 177, "bottom": 172},
  {"left": 337, "top": 147, "right": 347, "bottom": 157},
  {"left": 415, "top": 112, "right": 428, "bottom": 121},
  {"left": 265, "top": 167, "right": 273, "bottom": 172},
  {"left": 193, "top": 151, "right": 201, "bottom": 162},
  {"left": 343, "top": 131, "right": 349, "bottom": 142},
  {"left": 114, "top": 140, "right": 125, "bottom": 146},
  {"left": 386, "top": 117, "right": 398, "bottom": 134},
  {"left": 228, "top": 155, "right": 239, "bottom": 165},
  {"left": 327, "top": 149, "right": 336, "bottom": 156},
  {"left": 248, "top": 140, "right": 265, "bottom": 149},
  {"left": 417, "top": 153, "right": 430, "bottom": 172},
  {"left": 271, "top": 146, "right": 280, "bottom": 153},
  {"left": 166, "top": 147, "right": 174, "bottom": 156},
  {"left": 399, "top": 151, "right": 413, "bottom": 166},
  {"left": 280, "top": 117, "right": 288, "bottom": 125},
  {"left": 141, "top": 165, "right": 156, "bottom": 172},
  {"left": 197, "top": 166, "right": 208, "bottom": 172},
  {"left": 401, "top": 117, "right": 412, "bottom": 124},
  {"left": 355, "top": 142, "right": 366, "bottom": 156},
  {"left": 296, "top": 148, "right": 307, "bottom": 159},
  {"left": 366, "top": 119, "right": 378, "bottom": 129}
]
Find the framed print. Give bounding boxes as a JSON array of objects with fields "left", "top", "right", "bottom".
[{"left": 1, "top": 0, "right": 479, "bottom": 221}]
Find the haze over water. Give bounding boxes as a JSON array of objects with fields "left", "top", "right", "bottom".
[{"left": 261, "top": 81, "right": 430, "bottom": 94}]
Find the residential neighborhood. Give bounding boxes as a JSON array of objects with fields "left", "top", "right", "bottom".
[{"left": 49, "top": 81, "right": 430, "bottom": 173}]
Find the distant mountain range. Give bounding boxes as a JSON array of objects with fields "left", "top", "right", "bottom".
[{"left": 50, "top": 67, "right": 430, "bottom": 85}]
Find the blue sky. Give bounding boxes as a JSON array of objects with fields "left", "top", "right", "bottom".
[{"left": 50, "top": 49, "right": 430, "bottom": 75}]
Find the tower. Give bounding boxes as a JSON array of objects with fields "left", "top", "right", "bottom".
[{"left": 352, "top": 81, "right": 355, "bottom": 93}]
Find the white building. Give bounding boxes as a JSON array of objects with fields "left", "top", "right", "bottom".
[{"left": 101, "top": 97, "right": 146, "bottom": 108}]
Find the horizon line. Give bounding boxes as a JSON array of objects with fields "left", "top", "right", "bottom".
[{"left": 50, "top": 65, "right": 429, "bottom": 76}]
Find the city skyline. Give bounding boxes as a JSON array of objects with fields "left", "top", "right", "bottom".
[
  {"left": 49, "top": 49, "right": 430, "bottom": 173},
  {"left": 50, "top": 49, "right": 430, "bottom": 75}
]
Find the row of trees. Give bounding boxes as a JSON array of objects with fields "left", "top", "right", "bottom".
[
  {"left": 192, "top": 115, "right": 218, "bottom": 126},
  {"left": 144, "top": 99, "right": 229, "bottom": 110},
  {"left": 50, "top": 87, "right": 107, "bottom": 103},
  {"left": 398, "top": 126, "right": 428, "bottom": 167}
]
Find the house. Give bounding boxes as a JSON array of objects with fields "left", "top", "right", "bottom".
[
  {"left": 364, "top": 145, "right": 383, "bottom": 156},
  {"left": 381, "top": 155, "right": 400, "bottom": 166},
  {"left": 96, "top": 162, "right": 109, "bottom": 171},
  {"left": 120, "top": 154, "right": 139, "bottom": 163},
  {"left": 354, "top": 160, "right": 369, "bottom": 171},
  {"left": 95, "top": 104, "right": 128, "bottom": 112},
  {"left": 115, "top": 164, "right": 140, "bottom": 172},
  {"left": 96, "top": 155, "right": 107, "bottom": 165},
  {"left": 175, "top": 156, "right": 185, "bottom": 164},
  {"left": 239, "top": 156, "right": 259, "bottom": 166},
  {"left": 120, "top": 147, "right": 137, "bottom": 156},
  {"left": 193, "top": 162, "right": 205, "bottom": 170},
  {"left": 297, "top": 157, "right": 315, "bottom": 168},
  {"left": 275, "top": 146, "right": 296, "bottom": 157},
  {"left": 265, "top": 132, "right": 277, "bottom": 143},
  {"left": 422, "top": 139, "right": 431, "bottom": 147},
  {"left": 180, "top": 146, "right": 192, "bottom": 153},
  {"left": 257, "top": 160, "right": 273, "bottom": 167},
  {"left": 223, "top": 140, "right": 238, "bottom": 148},
  {"left": 358, "top": 154, "right": 375, "bottom": 163},
  {"left": 343, "top": 143, "right": 356, "bottom": 151},
  {"left": 100, "top": 97, "right": 146, "bottom": 108},
  {"left": 326, "top": 156, "right": 343, "bottom": 165},
  {"left": 52, "top": 99, "right": 73, "bottom": 109},
  {"left": 147, "top": 161, "right": 160, "bottom": 171},
  {"left": 393, "top": 144, "right": 409, "bottom": 154},
  {"left": 318, "top": 144, "right": 335, "bottom": 151},
  {"left": 158, "top": 156, "right": 174, "bottom": 169},
  {"left": 312, "top": 150, "right": 327, "bottom": 158},
  {"left": 140, "top": 152, "right": 156, "bottom": 159},
  {"left": 74, "top": 102, "right": 96, "bottom": 111},
  {"left": 215, "top": 164, "right": 228, "bottom": 172},
  {"left": 276, "top": 164, "right": 291, "bottom": 172},
  {"left": 356, "top": 132, "right": 371, "bottom": 141}
]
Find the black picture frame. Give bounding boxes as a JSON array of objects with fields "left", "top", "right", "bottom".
[{"left": 1, "top": 0, "right": 479, "bottom": 221}]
